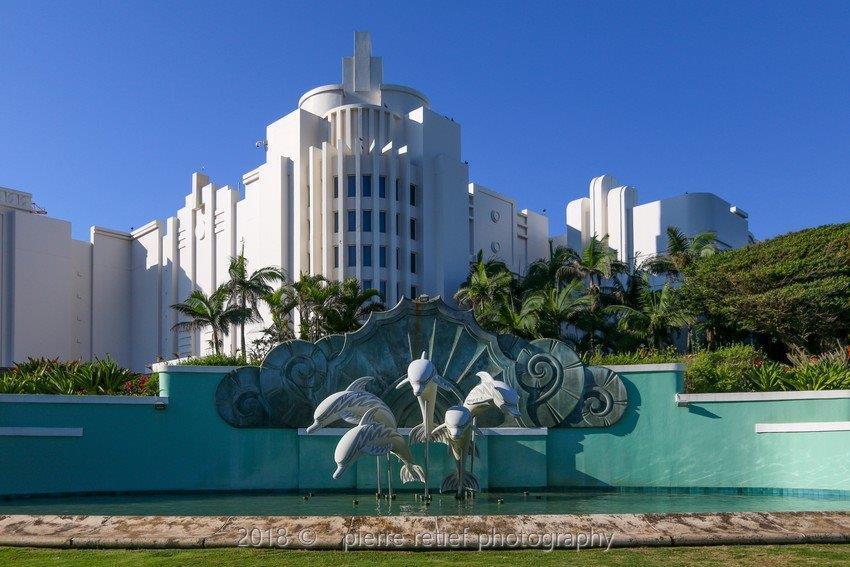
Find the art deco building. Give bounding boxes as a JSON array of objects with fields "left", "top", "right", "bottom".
[
  {"left": 0, "top": 32, "right": 750, "bottom": 370},
  {"left": 0, "top": 33, "right": 549, "bottom": 369}
]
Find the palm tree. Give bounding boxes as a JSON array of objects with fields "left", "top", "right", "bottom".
[
  {"left": 611, "top": 275, "right": 695, "bottom": 349},
  {"left": 261, "top": 286, "right": 297, "bottom": 343},
  {"left": 225, "top": 249, "right": 284, "bottom": 355},
  {"left": 531, "top": 281, "right": 591, "bottom": 340},
  {"left": 558, "top": 236, "right": 627, "bottom": 293},
  {"left": 642, "top": 226, "right": 716, "bottom": 278},
  {"left": 171, "top": 285, "right": 252, "bottom": 356},
  {"left": 323, "top": 278, "right": 384, "bottom": 334},
  {"left": 285, "top": 274, "right": 338, "bottom": 341},
  {"left": 486, "top": 295, "right": 542, "bottom": 339},
  {"left": 455, "top": 252, "right": 513, "bottom": 310},
  {"left": 523, "top": 244, "right": 579, "bottom": 292}
]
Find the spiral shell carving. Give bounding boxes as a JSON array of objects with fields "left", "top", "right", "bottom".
[
  {"left": 258, "top": 340, "right": 329, "bottom": 427},
  {"left": 215, "top": 366, "right": 268, "bottom": 427},
  {"left": 515, "top": 339, "right": 585, "bottom": 427},
  {"left": 566, "top": 366, "right": 628, "bottom": 427}
]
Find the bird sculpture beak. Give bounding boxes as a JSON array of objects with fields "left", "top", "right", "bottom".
[
  {"left": 306, "top": 421, "right": 321, "bottom": 434},
  {"left": 332, "top": 465, "right": 345, "bottom": 479}
]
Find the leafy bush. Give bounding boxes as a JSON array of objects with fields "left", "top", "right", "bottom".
[
  {"left": 681, "top": 223, "right": 850, "bottom": 352},
  {"left": 681, "top": 344, "right": 850, "bottom": 393},
  {"left": 745, "top": 362, "right": 789, "bottom": 392},
  {"left": 0, "top": 357, "right": 158, "bottom": 396},
  {"left": 177, "top": 354, "right": 251, "bottom": 366},
  {"left": 684, "top": 344, "right": 765, "bottom": 393},
  {"left": 582, "top": 347, "right": 682, "bottom": 366},
  {"left": 782, "top": 361, "right": 850, "bottom": 391}
]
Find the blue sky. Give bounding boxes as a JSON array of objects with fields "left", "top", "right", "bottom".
[{"left": 1, "top": 1, "right": 848, "bottom": 241}]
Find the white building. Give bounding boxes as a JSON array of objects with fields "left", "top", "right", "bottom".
[
  {"left": 559, "top": 174, "right": 752, "bottom": 266},
  {"left": 0, "top": 33, "right": 549, "bottom": 369},
  {"left": 1, "top": 33, "right": 751, "bottom": 370}
]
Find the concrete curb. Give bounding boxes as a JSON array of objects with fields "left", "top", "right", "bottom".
[{"left": 0, "top": 512, "right": 849, "bottom": 550}]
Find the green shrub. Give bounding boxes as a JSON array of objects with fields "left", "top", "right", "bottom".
[
  {"left": 745, "top": 362, "right": 789, "bottom": 392},
  {"left": 583, "top": 347, "right": 682, "bottom": 366},
  {"left": 782, "top": 361, "right": 850, "bottom": 391},
  {"left": 177, "top": 354, "right": 250, "bottom": 366},
  {"left": 684, "top": 344, "right": 765, "bottom": 393},
  {"left": 681, "top": 223, "right": 850, "bottom": 352},
  {"left": 0, "top": 357, "right": 156, "bottom": 396}
]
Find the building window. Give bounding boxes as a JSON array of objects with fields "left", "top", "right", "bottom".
[
  {"left": 362, "top": 210, "right": 372, "bottom": 232},
  {"left": 333, "top": 246, "right": 339, "bottom": 268},
  {"left": 347, "top": 245, "right": 356, "bottom": 267},
  {"left": 363, "top": 245, "right": 372, "bottom": 267},
  {"left": 347, "top": 210, "right": 356, "bottom": 231},
  {"left": 395, "top": 179, "right": 400, "bottom": 201},
  {"left": 409, "top": 218, "right": 416, "bottom": 240},
  {"left": 306, "top": 187, "right": 310, "bottom": 206},
  {"left": 379, "top": 280, "right": 387, "bottom": 300},
  {"left": 396, "top": 247, "right": 400, "bottom": 269},
  {"left": 379, "top": 245, "right": 387, "bottom": 268},
  {"left": 410, "top": 285, "right": 417, "bottom": 298},
  {"left": 362, "top": 175, "right": 372, "bottom": 197},
  {"left": 379, "top": 176, "right": 387, "bottom": 198},
  {"left": 333, "top": 176, "right": 339, "bottom": 198},
  {"left": 410, "top": 252, "right": 417, "bottom": 274},
  {"left": 333, "top": 212, "right": 339, "bottom": 233},
  {"left": 379, "top": 211, "right": 387, "bottom": 233},
  {"left": 395, "top": 214, "right": 400, "bottom": 236},
  {"left": 347, "top": 175, "right": 356, "bottom": 197},
  {"left": 363, "top": 279, "right": 373, "bottom": 290},
  {"left": 410, "top": 184, "right": 417, "bottom": 206}
]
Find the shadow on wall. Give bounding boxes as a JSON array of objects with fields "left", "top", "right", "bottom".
[
  {"left": 129, "top": 255, "right": 196, "bottom": 371},
  {"left": 548, "top": 375, "right": 643, "bottom": 488}
]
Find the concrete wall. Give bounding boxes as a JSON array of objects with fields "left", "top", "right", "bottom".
[
  {"left": 632, "top": 192, "right": 751, "bottom": 264},
  {"left": 1, "top": 365, "right": 848, "bottom": 496},
  {"left": 563, "top": 176, "right": 751, "bottom": 266}
]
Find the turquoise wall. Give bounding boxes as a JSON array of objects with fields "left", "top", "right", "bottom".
[{"left": 1, "top": 367, "right": 848, "bottom": 497}]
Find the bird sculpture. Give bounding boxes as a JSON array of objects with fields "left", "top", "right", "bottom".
[
  {"left": 463, "top": 371, "right": 521, "bottom": 422},
  {"left": 309, "top": 376, "right": 398, "bottom": 494},
  {"left": 431, "top": 405, "right": 480, "bottom": 498},
  {"left": 395, "top": 352, "right": 454, "bottom": 497},
  {"left": 332, "top": 408, "right": 425, "bottom": 485},
  {"left": 462, "top": 371, "right": 522, "bottom": 494},
  {"left": 306, "top": 376, "right": 396, "bottom": 433}
]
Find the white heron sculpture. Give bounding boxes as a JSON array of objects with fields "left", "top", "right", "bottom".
[
  {"left": 395, "top": 351, "right": 454, "bottom": 498},
  {"left": 308, "top": 376, "right": 398, "bottom": 494},
  {"left": 431, "top": 404, "right": 480, "bottom": 498},
  {"left": 332, "top": 408, "right": 426, "bottom": 485}
]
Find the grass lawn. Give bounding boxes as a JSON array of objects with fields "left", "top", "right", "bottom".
[{"left": 2, "top": 545, "right": 850, "bottom": 566}]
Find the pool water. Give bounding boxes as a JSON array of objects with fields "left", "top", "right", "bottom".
[{"left": 2, "top": 489, "right": 849, "bottom": 516}]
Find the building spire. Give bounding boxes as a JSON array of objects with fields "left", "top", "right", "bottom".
[{"left": 342, "top": 31, "right": 382, "bottom": 93}]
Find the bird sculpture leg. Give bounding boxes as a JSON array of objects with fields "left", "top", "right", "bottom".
[
  {"left": 386, "top": 454, "right": 393, "bottom": 499},
  {"left": 424, "top": 436, "right": 430, "bottom": 500},
  {"left": 468, "top": 418, "right": 477, "bottom": 498},
  {"left": 455, "top": 455, "right": 464, "bottom": 499},
  {"left": 376, "top": 457, "right": 382, "bottom": 497}
]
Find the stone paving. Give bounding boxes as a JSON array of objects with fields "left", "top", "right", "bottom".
[{"left": 1, "top": 512, "right": 849, "bottom": 550}]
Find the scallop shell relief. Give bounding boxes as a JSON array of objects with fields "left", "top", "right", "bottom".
[{"left": 215, "top": 296, "right": 628, "bottom": 429}]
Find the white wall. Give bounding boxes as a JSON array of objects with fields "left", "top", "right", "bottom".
[{"left": 632, "top": 192, "right": 750, "bottom": 264}]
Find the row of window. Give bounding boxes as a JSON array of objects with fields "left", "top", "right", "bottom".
[
  {"left": 333, "top": 211, "right": 417, "bottom": 238},
  {"left": 361, "top": 280, "right": 418, "bottom": 302},
  {"left": 332, "top": 175, "right": 418, "bottom": 206},
  {"left": 333, "top": 245, "right": 418, "bottom": 274}
]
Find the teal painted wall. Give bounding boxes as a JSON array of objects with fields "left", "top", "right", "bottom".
[
  {"left": 1, "top": 367, "right": 848, "bottom": 496},
  {"left": 549, "top": 369, "right": 850, "bottom": 491}
]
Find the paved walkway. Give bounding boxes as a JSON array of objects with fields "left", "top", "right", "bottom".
[{"left": 2, "top": 512, "right": 849, "bottom": 550}]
